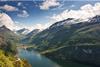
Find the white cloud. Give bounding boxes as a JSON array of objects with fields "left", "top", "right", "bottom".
[
  {"left": 70, "top": 5, "right": 75, "bottom": 8},
  {"left": 17, "top": 10, "right": 29, "bottom": 18},
  {"left": 0, "top": 10, "right": 49, "bottom": 31},
  {"left": 17, "top": 2, "right": 26, "bottom": 9},
  {"left": 0, "top": 4, "right": 18, "bottom": 11},
  {"left": 51, "top": 2, "right": 100, "bottom": 22},
  {"left": 14, "top": 21, "right": 26, "bottom": 30},
  {"left": 0, "top": 11, "right": 49, "bottom": 31},
  {"left": 28, "top": 24, "right": 44, "bottom": 31},
  {"left": 18, "top": 2, "right": 22, "bottom": 6},
  {"left": 25, "top": 18, "right": 56, "bottom": 31},
  {"left": 27, "top": 23, "right": 50, "bottom": 31},
  {"left": 40, "top": 0, "right": 60, "bottom": 10},
  {"left": 51, "top": 1, "right": 65, "bottom": 10},
  {"left": 0, "top": 13, "right": 21, "bottom": 31}
]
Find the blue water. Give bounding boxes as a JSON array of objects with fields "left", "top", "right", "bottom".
[{"left": 18, "top": 49, "right": 61, "bottom": 67}]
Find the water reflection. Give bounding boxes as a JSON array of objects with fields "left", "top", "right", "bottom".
[{"left": 18, "top": 49, "right": 61, "bottom": 67}]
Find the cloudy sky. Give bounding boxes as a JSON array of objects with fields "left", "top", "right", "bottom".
[{"left": 0, "top": 0, "right": 100, "bottom": 31}]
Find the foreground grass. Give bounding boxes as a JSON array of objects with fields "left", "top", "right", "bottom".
[{"left": 0, "top": 50, "right": 31, "bottom": 67}]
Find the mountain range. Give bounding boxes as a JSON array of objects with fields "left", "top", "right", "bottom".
[
  {"left": 0, "top": 12, "right": 100, "bottom": 67},
  {"left": 24, "top": 15, "right": 100, "bottom": 51},
  {"left": 16, "top": 28, "right": 30, "bottom": 35},
  {"left": 22, "top": 15, "right": 100, "bottom": 67}
]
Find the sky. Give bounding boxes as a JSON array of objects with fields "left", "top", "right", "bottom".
[{"left": 0, "top": 0, "right": 100, "bottom": 31}]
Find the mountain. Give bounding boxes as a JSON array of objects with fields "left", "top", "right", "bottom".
[
  {"left": 0, "top": 25, "right": 20, "bottom": 54},
  {"left": 0, "top": 26, "right": 31, "bottom": 67},
  {"left": 89, "top": 15, "right": 100, "bottom": 23},
  {"left": 0, "top": 25, "right": 19, "bottom": 41},
  {"left": 0, "top": 25, "right": 19, "bottom": 51},
  {"left": 26, "top": 29, "right": 40, "bottom": 37},
  {"left": 16, "top": 28, "right": 30, "bottom": 35},
  {"left": 0, "top": 12, "right": 19, "bottom": 53},
  {"left": 0, "top": 12, "right": 31, "bottom": 67},
  {"left": 26, "top": 15, "right": 100, "bottom": 66},
  {"left": 21, "top": 29, "right": 40, "bottom": 44},
  {"left": 50, "top": 18, "right": 74, "bottom": 28},
  {"left": 29, "top": 16, "right": 100, "bottom": 49}
]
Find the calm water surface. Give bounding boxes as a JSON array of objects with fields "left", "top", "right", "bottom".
[
  {"left": 18, "top": 49, "right": 94, "bottom": 67},
  {"left": 18, "top": 49, "right": 61, "bottom": 67}
]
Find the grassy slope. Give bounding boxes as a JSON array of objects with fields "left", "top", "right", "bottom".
[
  {"left": 0, "top": 27, "right": 32, "bottom": 67},
  {"left": 0, "top": 50, "right": 31, "bottom": 67}
]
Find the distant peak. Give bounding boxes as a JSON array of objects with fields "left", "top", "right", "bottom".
[
  {"left": 66, "top": 18, "right": 74, "bottom": 20},
  {"left": 92, "top": 15, "right": 100, "bottom": 19},
  {"left": 49, "top": 18, "right": 75, "bottom": 29},
  {"left": 0, "top": 25, "right": 9, "bottom": 29},
  {"left": 89, "top": 15, "right": 100, "bottom": 23},
  {"left": 1, "top": 25, "right": 7, "bottom": 28},
  {"left": 0, "top": 25, "right": 11, "bottom": 32}
]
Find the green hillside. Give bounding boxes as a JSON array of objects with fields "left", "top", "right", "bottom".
[
  {"left": 0, "top": 26, "right": 31, "bottom": 67},
  {"left": 24, "top": 16, "right": 100, "bottom": 67}
]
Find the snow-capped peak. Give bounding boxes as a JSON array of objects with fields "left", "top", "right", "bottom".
[
  {"left": 49, "top": 18, "right": 75, "bottom": 28},
  {"left": 16, "top": 28, "right": 30, "bottom": 35},
  {"left": 88, "top": 15, "right": 100, "bottom": 23},
  {"left": 49, "top": 15, "right": 100, "bottom": 29}
]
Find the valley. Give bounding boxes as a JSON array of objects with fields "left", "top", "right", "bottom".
[
  {"left": 20, "top": 15, "right": 100, "bottom": 67},
  {"left": 0, "top": 1, "right": 100, "bottom": 67}
]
